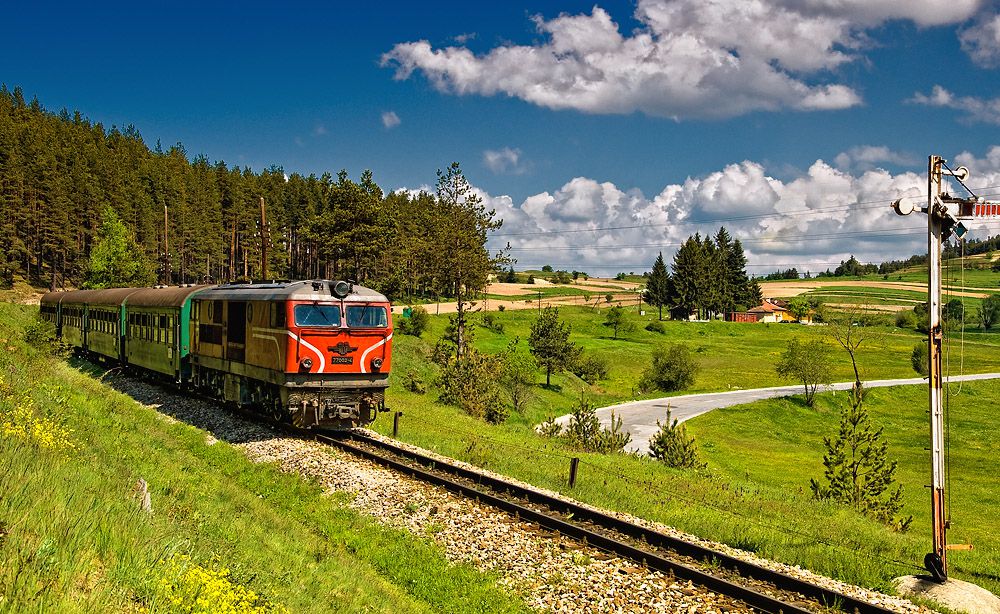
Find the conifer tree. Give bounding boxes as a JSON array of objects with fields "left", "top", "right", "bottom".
[
  {"left": 528, "top": 307, "right": 581, "bottom": 386},
  {"left": 644, "top": 251, "right": 671, "bottom": 320},
  {"left": 810, "top": 385, "right": 911, "bottom": 530},
  {"left": 648, "top": 406, "right": 703, "bottom": 469}
]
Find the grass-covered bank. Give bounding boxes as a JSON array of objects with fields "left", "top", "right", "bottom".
[
  {"left": 377, "top": 305, "right": 1000, "bottom": 596},
  {"left": 0, "top": 303, "right": 526, "bottom": 613}
]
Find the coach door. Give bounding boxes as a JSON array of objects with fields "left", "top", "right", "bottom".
[{"left": 226, "top": 301, "right": 247, "bottom": 363}]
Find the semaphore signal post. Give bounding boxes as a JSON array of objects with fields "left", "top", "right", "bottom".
[{"left": 892, "top": 155, "right": 997, "bottom": 582}]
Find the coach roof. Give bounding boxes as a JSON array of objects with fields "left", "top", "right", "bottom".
[{"left": 125, "top": 285, "right": 213, "bottom": 308}]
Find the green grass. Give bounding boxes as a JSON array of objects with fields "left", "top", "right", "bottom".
[
  {"left": 688, "top": 383, "right": 1000, "bottom": 593},
  {"left": 379, "top": 305, "right": 1000, "bottom": 596},
  {"left": 0, "top": 304, "right": 526, "bottom": 613}
]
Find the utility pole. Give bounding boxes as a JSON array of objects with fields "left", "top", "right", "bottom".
[
  {"left": 892, "top": 155, "right": 992, "bottom": 582},
  {"left": 259, "top": 196, "right": 269, "bottom": 280},
  {"left": 163, "top": 204, "right": 170, "bottom": 285}
]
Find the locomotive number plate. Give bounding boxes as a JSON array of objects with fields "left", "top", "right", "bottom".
[{"left": 329, "top": 357, "right": 354, "bottom": 365}]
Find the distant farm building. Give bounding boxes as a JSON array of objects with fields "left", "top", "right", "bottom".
[{"left": 747, "top": 299, "right": 797, "bottom": 323}]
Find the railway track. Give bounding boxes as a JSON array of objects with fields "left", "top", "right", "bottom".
[
  {"left": 104, "top": 369, "right": 912, "bottom": 614},
  {"left": 313, "top": 429, "right": 901, "bottom": 614}
]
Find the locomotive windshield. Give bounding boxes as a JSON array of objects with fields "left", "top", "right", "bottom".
[
  {"left": 294, "top": 304, "right": 341, "bottom": 327},
  {"left": 346, "top": 305, "right": 388, "bottom": 328}
]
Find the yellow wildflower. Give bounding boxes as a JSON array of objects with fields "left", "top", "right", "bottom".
[
  {"left": 158, "top": 554, "right": 288, "bottom": 613},
  {"left": 0, "top": 400, "right": 75, "bottom": 452}
]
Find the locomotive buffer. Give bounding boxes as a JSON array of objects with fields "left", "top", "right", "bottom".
[{"left": 892, "top": 155, "right": 997, "bottom": 582}]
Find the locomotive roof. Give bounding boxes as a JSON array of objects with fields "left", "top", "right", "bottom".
[{"left": 192, "top": 280, "right": 388, "bottom": 303}]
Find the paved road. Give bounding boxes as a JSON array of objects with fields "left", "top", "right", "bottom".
[{"left": 554, "top": 373, "right": 1000, "bottom": 455}]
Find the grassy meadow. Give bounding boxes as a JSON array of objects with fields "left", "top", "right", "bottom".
[
  {"left": 0, "top": 303, "right": 525, "bottom": 613},
  {"left": 378, "top": 302, "right": 1000, "bottom": 595}
]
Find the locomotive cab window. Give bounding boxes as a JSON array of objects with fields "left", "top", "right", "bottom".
[
  {"left": 294, "top": 304, "right": 341, "bottom": 327},
  {"left": 346, "top": 305, "right": 388, "bottom": 328}
]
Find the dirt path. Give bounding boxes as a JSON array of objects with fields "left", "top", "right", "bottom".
[{"left": 761, "top": 279, "right": 990, "bottom": 299}]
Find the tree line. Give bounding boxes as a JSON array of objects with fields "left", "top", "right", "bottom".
[
  {"left": 644, "top": 227, "right": 763, "bottom": 319},
  {"left": 0, "top": 86, "right": 502, "bottom": 301}
]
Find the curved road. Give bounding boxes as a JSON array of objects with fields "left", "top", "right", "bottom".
[{"left": 554, "top": 373, "right": 1000, "bottom": 455}]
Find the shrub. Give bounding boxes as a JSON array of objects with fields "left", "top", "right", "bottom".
[
  {"left": 480, "top": 313, "right": 505, "bottom": 334},
  {"left": 397, "top": 306, "right": 429, "bottom": 337},
  {"left": 437, "top": 350, "right": 506, "bottom": 423},
  {"left": 404, "top": 371, "right": 426, "bottom": 394},
  {"left": 542, "top": 265, "right": 554, "bottom": 272},
  {"left": 894, "top": 310, "right": 916, "bottom": 329},
  {"left": 565, "top": 396, "right": 631, "bottom": 454},
  {"left": 648, "top": 407, "right": 703, "bottom": 469},
  {"left": 604, "top": 293, "right": 613, "bottom": 303},
  {"left": 645, "top": 321, "right": 665, "bottom": 334},
  {"left": 641, "top": 344, "right": 698, "bottom": 392},
  {"left": 497, "top": 304, "right": 505, "bottom": 312},
  {"left": 22, "top": 317, "right": 65, "bottom": 355},
  {"left": 911, "top": 342, "right": 928, "bottom": 376},
  {"left": 537, "top": 416, "right": 562, "bottom": 438},
  {"left": 571, "top": 353, "right": 608, "bottom": 384},
  {"left": 501, "top": 347, "right": 536, "bottom": 413}
]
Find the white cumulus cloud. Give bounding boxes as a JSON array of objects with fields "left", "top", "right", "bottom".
[
  {"left": 450, "top": 152, "right": 1000, "bottom": 275},
  {"left": 381, "top": 111, "right": 401, "bottom": 129},
  {"left": 834, "top": 146, "right": 917, "bottom": 172},
  {"left": 483, "top": 147, "right": 527, "bottom": 175},
  {"left": 910, "top": 85, "right": 1000, "bottom": 125},
  {"left": 961, "top": 13, "right": 1000, "bottom": 67},
  {"left": 382, "top": 0, "right": 982, "bottom": 120}
]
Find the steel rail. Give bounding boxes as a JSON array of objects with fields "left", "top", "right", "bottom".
[{"left": 317, "top": 431, "right": 899, "bottom": 614}]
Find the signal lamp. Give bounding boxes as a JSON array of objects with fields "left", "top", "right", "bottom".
[{"left": 332, "top": 280, "right": 351, "bottom": 298}]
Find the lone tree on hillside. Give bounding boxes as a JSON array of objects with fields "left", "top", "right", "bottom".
[
  {"left": 775, "top": 339, "right": 832, "bottom": 406},
  {"left": 603, "top": 305, "right": 635, "bottom": 339},
  {"left": 827, "top": 304, "right": 884, "bottom": 389},
  {"left": 978, "top": 294, "right": 1000, "bottom": 330},
  {"left": 645, "top": 252, "right": 671, "bottom": 320},
  {"left": 433, "top": 162, "right": 509, "bottom": 360},
  {"left": 810, "top": 385, "right": 912, "bottom": 531},
  {"left": 84, "top": 206, "right": 155, "bottom": 289},
  {"left": 528, "top": 307, "right": 581, "bottom": 386}
]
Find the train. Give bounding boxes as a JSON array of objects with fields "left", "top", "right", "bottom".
[{"left": 40, "top": 279, "right": 393, "bottom": 429}]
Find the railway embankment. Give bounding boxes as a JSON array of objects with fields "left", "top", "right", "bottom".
[{"left": 0, "top": 303, "right": 524, "bottom": 612}]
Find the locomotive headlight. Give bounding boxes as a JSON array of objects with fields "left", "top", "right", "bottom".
[
  {"left": 371, "top": 357, "right": 383, "bottom": 371},
  {"left": 300, "top": 357, "right": 313, "bottom": 370}
]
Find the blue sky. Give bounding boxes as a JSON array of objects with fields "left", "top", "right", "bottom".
[{"left": 6, "top": 0, "right": 1000, "bottom": 273}]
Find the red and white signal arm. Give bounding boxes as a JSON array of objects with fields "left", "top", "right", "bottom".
[{"left": 968, "top": 200, "right": 1000, "bottom": 217}]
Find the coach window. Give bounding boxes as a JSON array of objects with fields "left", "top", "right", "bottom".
[{"left": 346, "top": 305, "right": 388, "bottom": 328}]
